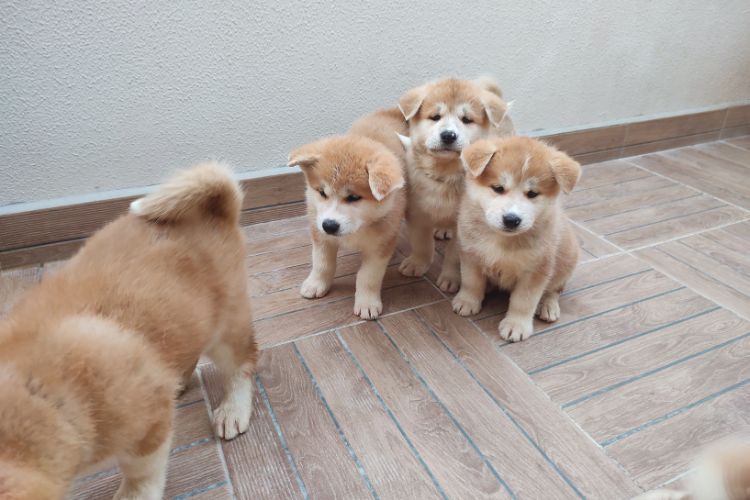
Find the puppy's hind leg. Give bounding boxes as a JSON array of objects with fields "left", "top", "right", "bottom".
[
  {"left": 208, "top": 302, "right": 258, "bottom": 440},
  {"left": 115, "top": 430, "right": 172, "bottom": 500}
]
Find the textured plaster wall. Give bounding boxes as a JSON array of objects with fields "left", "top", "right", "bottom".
[{"left": 1, "top": 1, "right": 749, "bottom": 206}]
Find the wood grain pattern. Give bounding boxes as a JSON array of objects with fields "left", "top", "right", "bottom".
[
  {"left": 725, "top": 135, "right": 750, "bottom": 150},
  {"left": 724, "top": 104, "right": 750, "bottom": 129},
  {"left": 575, "top": 160, "right": 651, "bottom": 191},
  {"left": 256, "top": 344, "right": 372, "bottom": 499},
  {"left": 564, "top": 253, "right": 650, "bottom": 293},
  {"left": 533, "top": 308, "right": 750, "bottom": 404},
  {"left": 570, "top": 221, "right": 620, "bottom": 259},
  {"left": 619, "top": 131, "right": 719, "bottom": 157},
  {"left": 339, "top": 322, "right": 507, "bottom": 499},
  {"left": 694, "top": 141, "right": 750, "bottom": 167},
  {"left": 415, "top": 303, "right": 641, "bottom": 498},
  {"left": 544, "top": 125, "right": 627, "bottom": 155},
  {"left": 297, "top": 332, "right": 442, "bottom": 499},
  {"left": 721, "top": 124, "right": 750, "bottom": 139},
  {"left": 566, "top": 175, "right": 674, "bottom": 209},
  {"left": 0, "top": 238, "right": 84, "bottom": 270},
  {"left": 623, "top": 109, "right": 727, "bottom": 146},
  {"left": 566, "top": 184, "right": 698, "bottom": 223},
  {"left": 0, "top": 265, "right": 42, "bottom": 316},
  {"left": 380, "top": 311, "right": 576, "bottom": 498}
]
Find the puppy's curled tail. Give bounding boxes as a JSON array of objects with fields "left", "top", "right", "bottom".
[{"left": 130, "top": 162, "right": 243, "bottom": 225}]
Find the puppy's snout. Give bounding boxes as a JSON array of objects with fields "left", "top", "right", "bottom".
[
  {"left": 440, "top": 130, "right": 458, "bottom": 145},
  {"left": 322, "top": 219, "right": 340, "bottom": 235},
  {"left": 502, "top": 213, "right": 522, "bottom": 230}
]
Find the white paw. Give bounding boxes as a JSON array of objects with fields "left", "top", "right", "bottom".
[
  {"left": 399, "top": 256, "right": 430, "bottom": 277},
  {"left": 452, "top": 293, "right": 482, "bottom": 316},
  {"left": 434, "top": 228, "right": 453, "bottom": 240},
  {"left": 536, "top": 296, "right": 560, "bottom": 322},
  {"left": 354, "top": 295, "right": 383, "bottom": 320},
  {"left": 498, "top": 316, "right": 534, "bottom": 342},
  {"left": 437, "top": 273, "right": 460, "bottom": 293},
  {"left": 300, "top": 275, "right": 331, "bottom": 298},
  {"left": 213, "top": 399, "right": 252, "bottom": 440}
]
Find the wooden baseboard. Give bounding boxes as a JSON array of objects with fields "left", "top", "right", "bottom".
[{"left": 2, "top": 103, "right": 748, "bottom": 269}]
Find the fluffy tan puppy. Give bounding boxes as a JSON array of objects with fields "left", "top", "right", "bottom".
[
  {"left": 0, "top": 163, "right": 257, "bottom": 499},
  {"left": 397, "top": 77, "right": 515, "bottom": 292},
  {"left": 452, "top": 136, "right": 581, "bottom": 342},
  {"left": 288, "top": 108, "right": 407, "bottom": 320}
]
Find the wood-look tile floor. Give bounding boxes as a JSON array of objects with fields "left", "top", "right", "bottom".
[{"left": 2, "top": 136, "right": 750, "bottom": 499}]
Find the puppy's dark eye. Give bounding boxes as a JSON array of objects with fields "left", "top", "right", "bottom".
[
  {"left": 429, "top": 114, "right": 441, "bottom": 121},
  {"left": 461, "top": 116, "right": 474, "bottom": 124},
  {"left": 527, "top": 191, "right": 539, "bottom": 199},
  {"left": 345, "top": 194, "right": 361, "bottom": 203},
  {"left": 318, "top": 189, "right": 327, "bottom": 199},
  {"left": 492, "top": 185, "right": 505, "bottom": 194}
]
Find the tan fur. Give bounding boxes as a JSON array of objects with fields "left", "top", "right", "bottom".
[
  {"left": 396, "top": 77, "right": 515, "bottom": 293},
  {"left": 0, "top": 163, "right": 257, "bottom": 499},
  {"left": 288, "top": 109, "right": 407, "bottom": 320},
  {"left": 452, "top": 136, "right": 580, "bottom": 342}
]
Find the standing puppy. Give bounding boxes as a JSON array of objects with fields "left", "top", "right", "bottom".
[
  {"left": 452, "top": 136, "right": 581, "bottom": 342},
  {"left": 0, "top": 163, "right": 257, "bottom": 499},
  {"left": 289, "top": 109, "right": 407, "bottom": 320}
]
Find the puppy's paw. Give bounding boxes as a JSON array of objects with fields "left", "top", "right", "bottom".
[
  {"left": 399, "top": 256, "right": 430, "bottom": 277},
  {"left": 434, "top": 228, "right": 453, "bottom": 240},
  {"left": 300, "top": 275, "right": 331, "bottom": 298},
  {"left": 437, "top": 273, "right": 460, "bottom": 293},
  {"left": 213, "top": 399, "right": 252, "bottom": 440},
  {"left": 498, "top": 316, "right": 534, "bottom": 342},
  {"left": 536, "top": 296, "right": 560, "bottom": 322},
  {"left": 452, "top": 293, "right": 482, "bottom": 316},
  {"left": 354, "top": 294, "right": 383, "bottom": 320}
]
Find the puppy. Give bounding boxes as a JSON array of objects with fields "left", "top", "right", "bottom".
[
  {"left": 452, "top": 136, "right": 581, "bottom": 342},
  {"left": 0, "top": 163, "right": 257, "bottom": 499},
  {"left": 397, "top": 77, "right": 515, "bottom": 292},
  {"left": 289, "top": 108, "right": 407, "bottom": 320}
]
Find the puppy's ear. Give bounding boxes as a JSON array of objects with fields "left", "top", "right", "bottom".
[
  {"left": 473, "top": 76, "right": 503, "bottom": 98},
  {"left": 398, "top": 86, "right": 427, "bottom": 121},
  {"left": 287, "top": 145, "right": 320, "bottom": 169},
  {"left": 480, "top": 90, "right": 508, "bottom": 128},
  {"left": 367, "top": 154, "right": 405, "bottom": 201},
  {"left": 461, "top": 140, "right": 496, "bottom": 178},
  {"left": 549, "top": 150, "right": 581, "bottom": 194},
  {"left": 396, "top": 133, "right": 412, "bottom": 151}
]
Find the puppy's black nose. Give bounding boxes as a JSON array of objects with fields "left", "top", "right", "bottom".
[
  {"left": 322, "top": 219, "right": 340, "bottom": 234},
  {"left": 502, "top": 213, "right": 522, "bottom": 229},
  {"left": 440, "top": 130, "right": 457, "bottom": 145}
]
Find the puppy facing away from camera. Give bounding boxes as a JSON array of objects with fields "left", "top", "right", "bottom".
[
  {"left": 289, "top": 108, "right": 407, "bottom": 320},
  {"left": 397, "top": 77, "right": 515, "bottom": 293},
  {"left": 0, "top": 163, "right": 257, "bottom": 499},
  {"left": 452, "top": 136, "right": 581, "bottom": 342}
]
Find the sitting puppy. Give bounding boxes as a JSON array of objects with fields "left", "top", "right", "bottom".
[
  {"left": 397, "top": 77, "right": 515, "bottom": 292},
  {"left": 452, "top": 136, "right": 581, "bottom": 342},
  {"left": 0, "top": 163, "right": 257, "bottom": 499},
  {"left": 289, "top": 108, "right": 406, "bottom": 320}
]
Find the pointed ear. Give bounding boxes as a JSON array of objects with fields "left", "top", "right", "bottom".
[
  {"left": 396, "top": 133, "right": 411, "bottom": 151},
  {"left": 549, "top": 150, "right": 581, "bottom": 194},
  {"left": 367, "top": 154, "right": 405, "bottom": 201},
  {"left": 287, "top": 145, "right": 320, "bottom": 169},
  {"left": 480, "top": 90, "right": 508, "bottom": 128},
  {"left": 473, "top": 76, "right": 503, "bottom": 97},
  {"left": 461, "top": 140, "right": 496, "bottom": 178},
  {"left": 398, "top": 85, "right": 427, "bottom": 121}
]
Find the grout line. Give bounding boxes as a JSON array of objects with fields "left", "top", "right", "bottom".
[
  {"left": 721, "top": 139, "right": 750, "bottom": 153},
  {"left": 563, "top": 330, "right": 750, "bottom": 410},
  {"left": 197, "top": 369, "right": 238, "bottom": 500},
  {"left": 625, "top": 216, "right": 750, "bottom": 253},
  {"left": 568, "top": 218, "right": 627, "bottom": 254},
  {"left": 255, "top": 376, "right": 310, "bottom": 499},
  {"left": 675, "top": 239, "right": 750, "bottom": 280},
  {"left": 176, "top": 398, "right": 205, "bottom": 409},
  {"left": 528, "top": 306, "right": 721, "bottom": 375},
  {"left": 604, "top": 204, "right": 730, "bottom": 237},
  {"left": 335, "top": 330, "right": 450, "bottom": 500},
  {"left": 410, "top": 309, "right": 585, "bottom": 499},
  {"left": 578, "top": 191, "right": 703, "bottom": 224},
  {"left": 173, "top": 480, "right": 229, "bottom": 500},
  {"left": 653, "top": 246, "right": 750, "bottom": 299},
  {"left": 291, "top": 343, "right": 379, "bottom": 500},
  {"left": 170, "top": 437, "right": 214, "bottom": 455},
  {"left": 562, "top": 268, "right": 651, "bottom": 297},
  {"left": 572, "top": 174, "right": 653, "bottom": 194},
  {"left": 564, "top": 175, "right": 677, "bottom": 210},
  {"left": 374, "top": 320, "right": 518, "bottom": 499},
  {"left": 719, "top": 107, "right": 730, "bottom": 133},
  {"left": 600, "top": 377, "right": 750, "bottom": 447}
]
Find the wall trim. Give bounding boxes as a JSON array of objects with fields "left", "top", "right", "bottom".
[{"left": 2, "top": 102, "right": 748, "bottom": 269}]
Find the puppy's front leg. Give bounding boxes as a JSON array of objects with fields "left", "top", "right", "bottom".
[
  {"left": 354, "top": 248, "right": 390, "bottom": 320},
  {"left": 301, "top": 235, "right": 338, "bottom": 298},
  {"left": 399, "top": 210, "right": 434, "bottom": 277},
  {"left": 437, "top": 235, "right": 461, "bottom": 293},
  {"left": 498, "top": 271, "right": 548, "bottom": 342},
  {"left": 452, "top": 252, "right": 485, "bottom": 316}
]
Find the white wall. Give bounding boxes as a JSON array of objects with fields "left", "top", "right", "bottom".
[{"left": 1, "top": 0, "right": 749, "bottom": 206}]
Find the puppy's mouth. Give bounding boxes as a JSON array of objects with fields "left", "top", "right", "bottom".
[{"left": 428, "top": 147, "right": 461, "bottom": 157}]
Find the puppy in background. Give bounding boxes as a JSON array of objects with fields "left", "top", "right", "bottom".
[
  {"left": 289, "top": 108, "right": 406, "bottom": 320},
  {"left": 0, "top": 163, "right": 257, "bottom": 499},
  {"left": 397, "top": 77, "right": 515, "bottom": 292},
  {"left": 452, "top": 136, "right": 580, "bottom": 342}
]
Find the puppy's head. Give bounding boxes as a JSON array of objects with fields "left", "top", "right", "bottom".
[
  {"left": 288, "top": 136, "right": 404, "bottom": 236},
  {"left": 460, "top": 136, "right": 580, "bottom": 235},
  {"left": 398, "top": 77, "right": 508, "bottom": 159}
]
